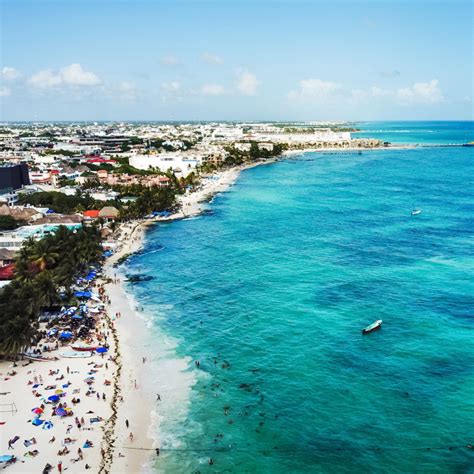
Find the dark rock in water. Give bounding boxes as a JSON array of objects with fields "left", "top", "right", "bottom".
[{"left": 125, "top": 274, "right": 154, "bottom": 283}]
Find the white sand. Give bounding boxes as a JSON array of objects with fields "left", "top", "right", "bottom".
[{"left": 0, "top": 310, "right": 116, "bottom": 473}]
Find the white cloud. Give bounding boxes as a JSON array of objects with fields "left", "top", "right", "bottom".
[
  {"left": 202, "top": 52, "right": 222, "bottom": 64},
  {"left": 396, "top": 79, "right": 443, "bottom": 105},
  {"left": 29, "top": 70, "right": 63, "bottom": 88},
  {"left": 201, "top": 83, "right": 225, "bottom": 96},
  {"left": 371, "top": 86, "right": 391, "bottom": 97},
  {"left": 2, "top": 67, "right": 21, "bottom": 81},
  {"left": 160, "top": 55, "right": 179, "bottom": 66},
  {"left": 161, "top": 81, "right": 181, "bottom": 93},
  {"left": 288, "top": 79, "right": 341, "bottom": 102},
  {"left": 236, "top": 71, "right": 260, "bottom": 96},
  {"left": 0, "top": 86, "right": 11, "bottom": 97},
  {"left": 28, "top": 64, "right": 100, "bottom": 88},
  {"left": 60, "top": 63, "right": 101, "bottom": 86}
]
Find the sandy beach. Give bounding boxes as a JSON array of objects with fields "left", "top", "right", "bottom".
[{"left": 0, "top": 298, "right": 117, "bottom": 473}]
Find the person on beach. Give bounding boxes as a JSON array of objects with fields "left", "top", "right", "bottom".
[
  {"left": 156, "top": 393, "right": 161, "bottom": 401},
  {"left": 58, "top": 461, "right": 63, "bottom": 473},
  {"left": 78, "top": 447, "right": 83, "bottom": 460},
  {"left": 125, "top": 419, "right": 129, "bottom": 428},
  {"left": 129, "top": 432, "right": 134, "bottom": 442}
]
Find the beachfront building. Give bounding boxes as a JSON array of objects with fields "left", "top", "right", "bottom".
[
  {"left": 0, "top": 222, "right": 82, "bottom": 251},
  {"left": 129, "top": 153, "right": 200, "bottom": 177}
]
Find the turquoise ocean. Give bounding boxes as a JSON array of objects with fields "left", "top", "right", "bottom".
[{"left": 122, "top": 122, "right": 474, "bottom": 473}]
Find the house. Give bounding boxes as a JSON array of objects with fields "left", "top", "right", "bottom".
[
  {"left": 234, "top": 142, "right": 252, "bottom": 152},
  {"left": 83, "top": 210, "right": 100, "bottom": 220},
  {"left": 97, "top": 169, "right": 108, "bottom": 180},
  {"left": 0, "top": 248, "right": 16, "bottom": 266},
  {"left": 98, "top": 206, "right": 119, "bottom": 221}
]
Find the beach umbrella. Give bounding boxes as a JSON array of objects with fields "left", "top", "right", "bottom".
[
  {"left": 32, "top": 407, "right": 43, "bottom": 415},
  {"left": 59, "top": 331, "right": 73, "bottom": 340},
  {"left": 0, "top": 455, "right": 14, "bottom": 463},
  {"left": 96, "top": 347, "right": 108, "bottom": 354},
  {"left": 47, "top": 328, "right": 58, "bottom": 337},
  {"left": 72, "top": 314, "right": 83, "bottom": 320},
  {"left": 55, "top": 407, "right": 67, "bottom": 417},
  {"left": 32, "top": 418, "right": 44, "bottom": 426},
  {"left": 55, "top": 389, "right": 64, "bottom": 395},
  {"left": 48, "top": 395, "right": 60, "bottom": 403},
  {"left": 42, "top": 421, "right": 54, "bottom": 430}
]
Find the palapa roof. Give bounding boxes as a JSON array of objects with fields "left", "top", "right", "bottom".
[{"left": 98, "top": 206, "right": 119, "bottom": 218}]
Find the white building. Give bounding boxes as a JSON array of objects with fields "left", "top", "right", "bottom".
[{"left": 129, "top": 154, "right": 200, "bottom": 177}]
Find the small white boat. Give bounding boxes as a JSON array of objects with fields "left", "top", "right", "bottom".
[
  {"left": 362, "top": 319, "right": 383, "bottom": 335},
  {"left": 411, "top": 209, "right": 422, "bottom": 216},
  {"left": 59, "top": 351, "right": 93, "bottom": 358}
]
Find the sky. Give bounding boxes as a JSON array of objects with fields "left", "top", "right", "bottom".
[{"left": 0, "top": 0, "right": 472, "bottom": 121}]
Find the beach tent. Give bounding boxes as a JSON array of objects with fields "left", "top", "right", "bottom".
[{"left": 74, "top": 291, "right": 92, "bottom": 299}]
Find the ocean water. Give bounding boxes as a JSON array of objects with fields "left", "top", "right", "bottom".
[
  {"left": 352, "top": 121, "right": 473, "bottom": 145},
  {"left": 124, "top": 125, "right": 474, "bottom": 473}
]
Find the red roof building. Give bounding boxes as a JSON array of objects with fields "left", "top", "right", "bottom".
[
  {"left": 83, "top": 210, "right": 100, "bottom": 219},
  {"left": 0, "top": 263, "right": 15, "bottom": 280}
]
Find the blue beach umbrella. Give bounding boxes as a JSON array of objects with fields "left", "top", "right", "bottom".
[
  {"left": 59, "top": 331, "right": 73, "bottom": 339},
  {"left": 32, "top": 418, "right": 44, "bottom": 426},
  {"left": 96, "top": 347, "right": 108, "bottom": 354},
  {"left": 71, "top": 314, "right": 83, "bottom": 320},
  {"left": 42, "top": 421, "right": 54, "bottom": 430},
  {"left": 48, "top": 395, "right": 60, "bottom": 403}
]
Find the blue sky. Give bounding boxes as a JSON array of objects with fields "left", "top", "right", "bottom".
[{"left": 0, "top": 0, "right": 472, "bottom": 121}]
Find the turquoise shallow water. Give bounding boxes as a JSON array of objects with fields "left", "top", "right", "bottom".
[
  {"left": 353, "top": 121, "right": 473, "bottom": 145},
  {"left": 125, "top": 127, "right": 474, "bottom": 473}
]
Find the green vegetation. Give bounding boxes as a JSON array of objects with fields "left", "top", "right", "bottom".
[
  {"left": 223, "top": 142, "right": 287, "bottom": 167},
  {"left": 0, "top": 215, "right": 23, "bottom": 231},
  {"left": 18, "top": 191, "right": 96, "bottom": 214},
  {"left": 0, "top": 226, "right": 103, "bottom": 356},
  {"left": 114, "top": 184, "right": 177, "bottom": 220},
  {"left": 43, "top": 149, "right": 76, "bottom": 157}
]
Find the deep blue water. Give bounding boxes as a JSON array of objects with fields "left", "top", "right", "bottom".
[
  {"left": 124, "top": 124, "right": 474, "bottom": 473},
  {"left": 353, "top": 121, "right": 473, "bottom": 145}
]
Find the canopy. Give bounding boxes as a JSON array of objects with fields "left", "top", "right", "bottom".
[
  {"left": 59, "top": 331, "right": 73, "bottom": 339},
  {"left": 0, "top": 455, "right": 14, "bottom": 463},
  {"left": 32, "top": 407, "right": 43, "bottom": 415},
  {"left": 48, "top": 395, "right": 60, "bottom": 402},
  {"left": 96, "top": 347, "right": 108, "bottom": 354},
  {"left": 32, "top": 418, "right": 44, "bottom": 426},
  {"left": 42, "top": 421, "right": 54, "bottom": 430},
  {"left": 74, "top": 291, "right": 92, "bottom": 299}
]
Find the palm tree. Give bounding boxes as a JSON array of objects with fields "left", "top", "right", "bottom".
[{"left": 29, "top": 239, "right": 59, "bottom": 272}]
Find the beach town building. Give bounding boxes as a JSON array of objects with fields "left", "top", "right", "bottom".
[{"left": 129, "top": 153, "right": 200, "bottom": 177}]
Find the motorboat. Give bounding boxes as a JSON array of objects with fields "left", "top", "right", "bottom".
[
  {"left": 71, "top": 344, "right": 98, "bottom": 352},
  {"left": 411, "top": 209, "right": 422, "bottom": 216},
  {"left": 362, "top": 319, "right": 383, "bottom": 335}
]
